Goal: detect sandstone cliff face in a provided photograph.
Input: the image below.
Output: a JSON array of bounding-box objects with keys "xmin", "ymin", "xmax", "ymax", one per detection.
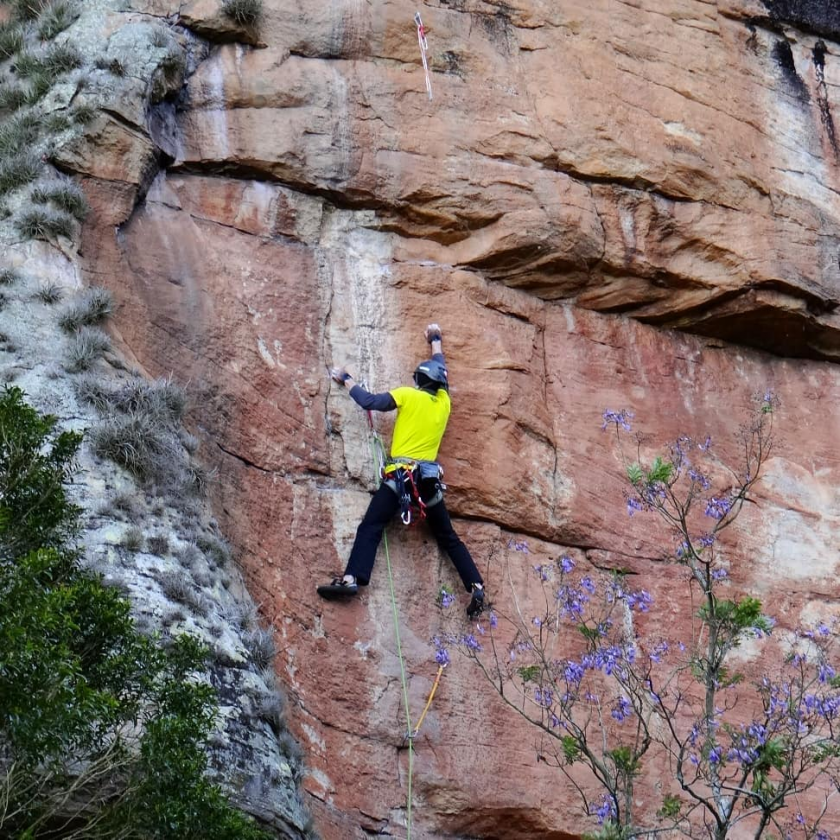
[{"xmin": 4, "ymin": 0, "xmax": 840, "ymax": 837}]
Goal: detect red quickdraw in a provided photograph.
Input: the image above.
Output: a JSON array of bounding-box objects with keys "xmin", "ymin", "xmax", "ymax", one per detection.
[{"xmin": 398, "ymin": 466, "xmax": 427, "ymax": 526}]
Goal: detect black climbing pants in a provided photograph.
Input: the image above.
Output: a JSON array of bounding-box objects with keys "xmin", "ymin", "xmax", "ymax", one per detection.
[{"xmin": 344, "ymin": 482, "xmax": 483, "ymax": 592}]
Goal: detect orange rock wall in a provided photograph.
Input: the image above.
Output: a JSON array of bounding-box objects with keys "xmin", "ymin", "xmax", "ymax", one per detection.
[{"xmin": 78, "ymin": 0, "xmax": 840, "ymax": 837}]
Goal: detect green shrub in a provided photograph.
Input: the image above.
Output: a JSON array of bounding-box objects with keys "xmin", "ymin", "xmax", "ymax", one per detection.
[
  {"xmin": 0, "ymin": 386, "xmax": 81, "ymax": 558},
  {"xmin": 37, "ymin": 0, "xmax": 78, "ymax": 39},
  {"xmin": 0, "ymin": 152, "xmax": 41, "ymax": 195},
  {"xmin": 15, "ymin": 206, "xmax": 74, "ymax": 239},
  {"xmin": 0, "ymin": 81, "xmax": 28, "ymax": 111},
  {"xmin": 64, "ymin": 325, "xmax": 111, "ymax": 372},
  {"xmin": 0, "ymin": 22, "xmax": 25, "ymax": 59},
  {"xmin": 221, "ymin": 0, "xmax": 262, "ymax": 26},
  {"xmin": 31, "ymin": 178, "xmax": 89, "ymax": 220},
  {"xmin": 0, "ymin": 387, "xmax": 273, "ymax": 840},
  {"xmin": 58, "ymin": 285, "xmax": 113, "ymax": 331}
]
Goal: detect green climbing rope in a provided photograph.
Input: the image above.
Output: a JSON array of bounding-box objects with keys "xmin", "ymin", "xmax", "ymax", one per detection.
[
  {"xmin": 383, "ymin": 530, "xmax": 414, "ymax": 839},
  {"xmin": 368, "ymin": 425, "xmax": 415, "ymax": 839}
]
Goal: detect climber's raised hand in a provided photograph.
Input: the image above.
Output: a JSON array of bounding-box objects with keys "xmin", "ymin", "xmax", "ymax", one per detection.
[
  {"xmin": 330, "ymin": 366, "xmax": 354, "ymax": 387},
  {"xmin": 425, "ymin": 324, "xmax": 442, "ymax": 345}
]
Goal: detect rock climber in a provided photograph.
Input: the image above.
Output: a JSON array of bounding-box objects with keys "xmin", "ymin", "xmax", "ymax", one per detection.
[{"xmin": 318, "ymin": 323, "xmax": 486, "ymax": 619}]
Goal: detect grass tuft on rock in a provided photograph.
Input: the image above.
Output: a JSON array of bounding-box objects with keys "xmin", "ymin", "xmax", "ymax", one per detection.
[
  {"xmin": 31, "ymin": 179, "xmax": 89, "ymax": 221},
  {"xmin": 42, "ymin": 42, "xmax": 83, "ymax": 76},
  {"xmin": 9, "ymin": 0, "xmax": 52, "ymax": 21},
  {"xmin": 73, "ymin": 372, "xmax": 112, "ymax": 410},
  {"xmin": 0, "ymin": 152, "xmax": 42, "ymax": 196},
  {"xmin": 64, "ymin": 326, "xmax": 111, "ymax": 372},
  {"xmin": 0, "ymin": 111, "xmax": 40, "ymax": 156},
  {"xmin": 147, "ymin": 533, "xmax": 170, "ymax": 556},
  {"xmin": 25, "ymin": 71, "xmax": 52, "ymax": 104},
  {"xmin": 33, "ymin": 282, "xmax": 63, "ymax": 303},
  {"xmin": 221, "ymin": 0, "xmax": 262, "ymax": 27},
  {"xmin": 0, "ymin": 268, "xmax": 21, "ymax": 285},
  {"xmin": 120, "ymin": 525, "xmax": 144, "ymax": 552},
  {"xmin": 0, "ymin": 22, "xmax": 25, "ymax": 59},
  {"xmin": 0, "ymin": 83, "xmax": 29, "ymax": 112},
  {"xmin": 89, "ymin": 410, "xmax": 184, "ymax": 485},
  {"xmin": 15, "ymin": 206, "xmax": 73, "ymax": 239},
  {"xmin": 71, "ymin": 101, "xmax": 96, "ymax": 124},
  {"xmin": 58, "ymin": 286, "xmax": 113, "ymax": 332},
  {"xmin": 14, "ymin": 51, "xmax": 43, "ymax": 78},
  {"xmin": 243, "ymin": 627, "xmax": 276, "ymax": 670},
  {"xmin": 37, "ymin": 0, "xmax": 79, "ymax": 40}
]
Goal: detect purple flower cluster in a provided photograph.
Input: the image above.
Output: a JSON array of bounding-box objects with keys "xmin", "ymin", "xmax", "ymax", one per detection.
[
  {"xmin": 508, "ymin": 539, "xmax": 530, "ymax": 553},
  {"xmin": 509, "ymin": 639, "xmax": 533, "ymax": 662},
  {"xmin": 611, "ymin": 695, "xmax": 632, "ymax": 723},
  {"xmin": 435, "ymin": 647, "xmax": 450, "ymax": 667},
  {"xmin": 626, "ymin": 497, "xmax": 644, "ymax": 517},
  {"xmin": 461, "ymin": 633, "xmax": 482, "ymax": 652},
  {"xmin": 533, "ymin": 564, "xmax": 550, "ymax": 582},
  {"xmin": 648, "ymin": 641, "xmax": 669, "ymax": 664},
  {"xmin": 705, "ymin": 496, "xmax": 733, "ymax": 520},
  {"xmin": 726, "ymin": 722, "xmax": 766, "ymax": 766},
  {"xmin": 559, "ymin": 555, "xmax": 575, "ymax": 574},
  {"xmin": 688, "ymin": 468, "xmax": 711, "ymax": 490},
  {"xmin": 556, "ymin": 583, "xmax": 591, "ymax": 621},
  {"xmin": 711, "ymin": 568, "xmax": 729, "ymax": 581},
  {"xmin": 602, "ymin": 409, "xmax": 634, "ymax": 432},
  {"xmin": 564, "ymin": 660, "xmax": 585, "ymax": 685},
  {"xmin": 589, "ymin": 795, "xmax": 616, "ymax": 826},
  {"xmin": 534, "ymin": 686, "xmax": 553, "ymax": 708},
  {"xmin": 626, "ymin": 590, "xmax": 653, "ymax": 612},
  {"xmin": 439, "ymin": 589, "xmax": 455, "ymax": 608},
  {"xmin": 803, "ymin": 693, "xmax": 840, "ymax": 720},
  {"xmin": 582, "ymin": 644, "xmax": 635, "ymax": 677}
]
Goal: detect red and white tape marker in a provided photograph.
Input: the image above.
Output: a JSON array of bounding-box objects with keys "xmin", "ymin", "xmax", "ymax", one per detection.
[{"xmin": 414, "ymin": 11, "xmax": 432, "ymax": 100}]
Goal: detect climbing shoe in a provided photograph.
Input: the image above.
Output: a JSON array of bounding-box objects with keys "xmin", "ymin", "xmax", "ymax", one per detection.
[
  {"xmin": 466, "ymin": 584, "xmax": 485, "ymax": 619},
  {"xmin": 317, "ymin": 577, "xmax": 358, "ymax": 600}
]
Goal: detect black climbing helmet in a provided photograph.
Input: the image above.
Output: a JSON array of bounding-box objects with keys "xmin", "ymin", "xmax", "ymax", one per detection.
[{"xmin": 413, "ymin": 358, "xmax": 448, "ymax": 391}]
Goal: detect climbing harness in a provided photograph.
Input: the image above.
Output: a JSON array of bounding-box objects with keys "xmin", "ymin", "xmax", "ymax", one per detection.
[
  {"xmin": 414, "ymin": 11, "xmax": 433, "ymax": 101},
  {"xmin": 383, "ymin": 458, "xmax": 446, "ymax": 525}
]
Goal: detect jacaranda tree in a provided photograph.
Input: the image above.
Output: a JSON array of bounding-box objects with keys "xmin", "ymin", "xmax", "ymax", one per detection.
[
  {"xmin": 436, "ymin": 393, "xmax": 840, "ymax": 839},
  {"xmin": 0, "ymin": 386, "xmax": 269, "ymax": 839}
]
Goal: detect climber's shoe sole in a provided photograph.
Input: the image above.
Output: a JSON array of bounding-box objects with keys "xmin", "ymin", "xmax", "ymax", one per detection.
[{"xmin": 317, "ymin": 580, "xmax": 359, "ymax": 600}]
